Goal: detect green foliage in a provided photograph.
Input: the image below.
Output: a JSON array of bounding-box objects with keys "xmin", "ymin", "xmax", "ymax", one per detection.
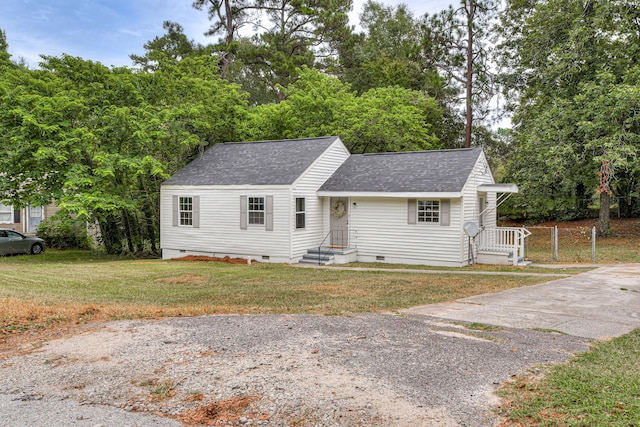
[
  {"xmin": 341, "ymin": 1, "xmax": 426, "ymax": 93},
  {"xmin": 244, "ymin": 67, "xmax": 442, "ymax": 153},
  {"xmin": 129, "ymin": 21, "xmax": 207, "ymax": 71},
  {"xmin": 340, "ymin": 85, "xmax": 441, "ymax": 153},
  {"xmin": 420, "ymin": 0, "xmax": 499, "ymax": 148},
  {"xmin": 36, "ymin": 213, "xmax": 92, "ymax": 250},
  {"xmin": 498, "ymin": 0, "xmax": 640, "ymax": 222},
  {"xmin": 0, "ymin": 54, "xmax": 248, "ymax": 255},
  {"xmin": 0, "ymin": 28, "xmax": 12, "ymax": 66},
  {"xmin": 195, "ymin": 0, "xmax": 353, "ymax": 103}
]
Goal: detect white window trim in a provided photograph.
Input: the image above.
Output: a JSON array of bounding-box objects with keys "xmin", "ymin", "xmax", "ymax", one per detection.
[
  {"xmin": 247, "ymin": 196, "xmax": 266, "ymax": 226},
  {"xmin": 0, "ymin": 203, "xmax": 13, "ymax": 224},
  {"xmin": 417, "ymin": 199, "xmax": 440, "ymax": 224},
  {"xmin": 179, "ymin": 196, "xmax": 193, "ymax": 227},
  {"xmin": 295, "ymin": 197, "xmax": 306, "ymax": 230}
]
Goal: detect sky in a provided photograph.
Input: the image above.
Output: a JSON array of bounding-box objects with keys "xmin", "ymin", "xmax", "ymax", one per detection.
[{"xmin": 2, "ymin": 0, "xmax": 454, "ymax": 69}]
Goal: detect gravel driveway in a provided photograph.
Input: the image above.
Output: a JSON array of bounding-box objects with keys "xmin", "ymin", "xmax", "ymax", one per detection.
[{"xmin": 0, "ymin": 313, "xmax": 590, "ymax": 427}]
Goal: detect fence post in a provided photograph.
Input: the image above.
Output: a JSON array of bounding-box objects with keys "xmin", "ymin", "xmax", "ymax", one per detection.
[
  {"xmin": 553, "ymin": 226, "xmax": 559, "ymax": 262},
  {"xmin": 592, "ymin": 226, "xmax": 596, "ymax": 263}
]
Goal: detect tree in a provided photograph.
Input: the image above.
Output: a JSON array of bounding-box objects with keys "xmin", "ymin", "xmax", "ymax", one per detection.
[
  {"xmin": 194, "ymin": 0, "xmax": 352, "ymax": 103},
  {"xmin": 498, "ymin": 0, "xmax": 640, "ymax": 232},
  {"xmin": 0, "ymin": 54, "xmax": 248, "ymax": 254},
  {"xmin": 130, "ymin": 21, "xmax": 206, "ymax": 71},
  {"xmin": 244, "ymin": 67, "xmax": 442, "ymax": 153},
  {"xmin": 421, "ymin": 0, "xmax": 498, "ymax": 148},
  {"xmin": 339, "ymin": 1, "xmax": 425, "ymax": 93},
  {"xmin": 333, "ymin": 1, "xmax": 463, "ymax": 148},
  {"xmin": 192, "ymin": 0, "xmax": 260, "ymax": 76},
  {"xmin": 0, "ymin": 29, "xmax": 11, "ymax": 66}
]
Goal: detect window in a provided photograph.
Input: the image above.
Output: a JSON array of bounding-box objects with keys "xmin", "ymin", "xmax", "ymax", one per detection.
[
  {"xmin": 248, "ymin": 197, "xmax": 265, "ymax": 225},
  {"xmin": 295, "ymin": 198, "xmax": 305, "ymax": 229},
  {"xmin": 417, "ymin": 200, "xmax": 439, "ymax": 223},
  {"xmin": 179, "ymin": 196, "xmax": 193, "ymax": 226},
  {"xmin": 0, "ymin": 203, "xmax": 12, "ymax": 223}
]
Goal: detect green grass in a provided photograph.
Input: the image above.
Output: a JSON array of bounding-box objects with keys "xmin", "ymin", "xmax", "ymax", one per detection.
[
  {"xmin": 498, "ymin": 329, "xmax": 640, "ymax": 426},
  {"xmin": 0, "ymin": 250, "xmax": 550, "ymax": 315},
  {"xmin": 2, "ymin": 249, "xmax": 639, "ymax": 426},
  {"xmin": 524, "ymin": 219, "xmax": 640, "ymax": 264},
  {"xmin": 341, "ymin": 262, "xmax": 592, "ymax": 274}
]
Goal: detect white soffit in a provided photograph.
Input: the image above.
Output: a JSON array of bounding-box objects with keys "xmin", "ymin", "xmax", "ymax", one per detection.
[{"xmin": 477, "ymin": 184, "xmax": 519, "ymax": 193}]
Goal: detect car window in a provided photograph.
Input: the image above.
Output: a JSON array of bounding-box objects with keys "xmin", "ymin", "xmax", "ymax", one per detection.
[
  {"xmin": 0, "ymin": 230, "xmax": 7, "ymax": 237},
  {"xmin": 6, "ymin": 231, "xmax": 21, "ymax": 238}
]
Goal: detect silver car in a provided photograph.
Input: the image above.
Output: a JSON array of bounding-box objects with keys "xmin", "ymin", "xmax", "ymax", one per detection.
[{"xmin": 0, "ymin": 229, "xmax": 45, "ymax": 255}]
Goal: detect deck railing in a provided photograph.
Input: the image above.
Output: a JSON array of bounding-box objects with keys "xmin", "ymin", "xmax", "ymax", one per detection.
[{"xmin": 476, "ymin": 226, "xmax": 531, "ymax": 266}]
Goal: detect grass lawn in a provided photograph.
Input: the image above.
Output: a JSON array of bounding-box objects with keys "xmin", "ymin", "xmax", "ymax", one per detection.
[
  {"xmin": 521, "ymin": 218, "xmax": 640, "ymax": 264},
  {"xmin": 0, "ymin": 250, "xmax": 551, "ymax": 335},
  {"xmin": 1, "ymin": 246, "xmax": 638, "ymax": 426},
  {"xmin": 497, "ymin": 329, "xmax": 640, "ymax": 427}
]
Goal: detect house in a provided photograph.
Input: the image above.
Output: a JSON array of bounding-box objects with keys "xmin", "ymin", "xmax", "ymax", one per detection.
[
  {"xmin": 0, "ymin": 202, "xmax": 59, "ymax": 235},
  {"xmin": 160, "ymin": 136, "xmax": 529, "ymax": 267}
]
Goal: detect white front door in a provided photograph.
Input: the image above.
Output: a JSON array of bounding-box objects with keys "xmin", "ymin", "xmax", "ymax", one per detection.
[
  {"xmin": 27, "ymin": 205, "xmax": 43, "ymax": 233},
  {"xmin": 329, "ymin": 197, "xmax": 348, "ymax": 247}
]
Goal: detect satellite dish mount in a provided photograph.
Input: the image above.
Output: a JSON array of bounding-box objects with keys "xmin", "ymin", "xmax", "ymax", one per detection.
[{"xmin": 463, "ymin": 222, "xmax": 479, "ymax": 266}]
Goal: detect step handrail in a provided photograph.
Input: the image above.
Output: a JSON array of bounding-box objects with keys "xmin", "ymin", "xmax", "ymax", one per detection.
[
  {"xmin": 317, "ymin": 231, "xmax": 333, "ymax": 265},
  {"xmin": 477, "ymin": 226, "xmax": 530, "ymax": 266}
]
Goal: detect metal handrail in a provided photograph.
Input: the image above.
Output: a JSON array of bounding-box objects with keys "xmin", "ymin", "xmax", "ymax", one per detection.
[
  {"xmin": 316, "ymin": 230, "xmax": 348, "ymax": 264},
  {"xmin": 317, "ymin": 230, "xmax": 333, "ymax": 264}
]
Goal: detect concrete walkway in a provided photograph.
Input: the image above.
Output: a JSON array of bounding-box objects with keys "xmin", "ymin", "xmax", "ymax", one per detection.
[{"xmin": 402, "ymin": 264, "xmax": 640, "ymax": 339}]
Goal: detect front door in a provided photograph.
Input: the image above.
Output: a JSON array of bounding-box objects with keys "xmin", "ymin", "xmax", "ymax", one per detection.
[
  {"xmin": 27, "ymin": 205, "xmax": 43, "ymax": 233},
  {"xmin": 329, "ymin": 197, "xmax": 348, "ymax": 247}
]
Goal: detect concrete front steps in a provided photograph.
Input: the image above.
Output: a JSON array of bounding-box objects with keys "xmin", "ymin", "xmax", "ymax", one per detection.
[
  {"xmin": 477, "ymin": 250, "xmax": 532, "ymax": 267},
  {"xmin": 300, "ymin": 247, "xmax": 358, "ymax": 265}
]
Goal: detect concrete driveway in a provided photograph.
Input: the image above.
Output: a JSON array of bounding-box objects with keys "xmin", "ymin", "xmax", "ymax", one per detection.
[{"xmin": 402, "ymin": 264, "xmax": 640, "ymax": 339}]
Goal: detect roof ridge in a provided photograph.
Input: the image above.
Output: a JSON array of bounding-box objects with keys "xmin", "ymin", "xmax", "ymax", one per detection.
[
  {"xmin": 360, "ymin": 147, "xmax": 482, "ymax": 156},
  {"xmin": 223, "ymin": 136, "xmax": 338, "ymax": 145}
]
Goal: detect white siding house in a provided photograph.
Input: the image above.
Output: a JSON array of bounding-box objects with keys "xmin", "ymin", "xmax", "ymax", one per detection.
[
  {"xmin": 161, "ymin": 137, "xmax": 526, "ymax": 266},
  {"xmin": 160, "ymin": 136, "xmax": 350, "ymax": 263}
]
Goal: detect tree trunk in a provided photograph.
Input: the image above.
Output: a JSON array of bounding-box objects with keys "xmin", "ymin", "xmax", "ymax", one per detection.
[
  {"xmin": 464, "ymin": 0, "xmax": 475, "ymax": 149},
  {"xmin": 220, "ymin": 0, "xmax": 234, "ymax": 78},
  {"xmin": 597, "ymin": 191, "xmax": 610, "ymax": 237}
]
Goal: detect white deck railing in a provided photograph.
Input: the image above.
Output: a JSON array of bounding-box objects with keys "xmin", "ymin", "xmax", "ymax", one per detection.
[{"xmin": 476, "ymin": 227, "xmax": 531, "ymax": 266}]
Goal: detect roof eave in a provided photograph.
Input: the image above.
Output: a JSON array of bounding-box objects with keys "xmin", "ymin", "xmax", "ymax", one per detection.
[
  {"xmin": 477, "ymin": 183, "xmax": 519, "ymax": 193},
  {"xmin": 317, "ymin": 191, "xmax": 463, "ymax": 198}
]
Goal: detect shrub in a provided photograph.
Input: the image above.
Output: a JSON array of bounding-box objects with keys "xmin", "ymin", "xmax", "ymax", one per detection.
[{"xmin": 37, "ymin": 213, "xmax": 92, "ymax": 250}]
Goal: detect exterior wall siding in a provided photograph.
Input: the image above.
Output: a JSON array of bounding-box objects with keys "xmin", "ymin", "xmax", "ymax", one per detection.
[
  {"xmin": 290, "ymin": 140, "xmax": 350, "ymax": 260},
  {"xmin": 161, "ymin": 138, "xmax": 350, "ymax": 263},
  {"xmin": 349, "ymin": 196, "xmax": 465, "ymax": 267},
  {"xmin": 161, "ymin": 186, "xmax": 293, "ymax": 262},
  {"xmin": 0, "ymin": 203, "xmax": 58, "ymax": 234},
  {"xmin": 461, "ymin": 153, "xmax": 496, "ymax": 258}
]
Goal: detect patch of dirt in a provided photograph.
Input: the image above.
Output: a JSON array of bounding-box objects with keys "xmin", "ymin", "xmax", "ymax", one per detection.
[
  {"xmin": 174, "ymin": 396, "xmax": 262, "ymax": 426},
  {"xmin": 172, "ymin": 255, "xmax": 258, "ymax": 264},
  {"xmin": 155, "ymin": 274, "xmax": 209, "ymax": 285}
]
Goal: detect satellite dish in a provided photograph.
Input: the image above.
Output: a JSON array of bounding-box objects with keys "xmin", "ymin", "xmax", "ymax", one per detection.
[{"xmin": 464, "ymin": 221, "xmax": 479, "ymax": 238}]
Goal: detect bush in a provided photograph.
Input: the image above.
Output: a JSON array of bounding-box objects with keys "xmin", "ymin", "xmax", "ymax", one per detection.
[{"xmin": 37, "ymin": 214, "xmax": 92, "ymax": 250}]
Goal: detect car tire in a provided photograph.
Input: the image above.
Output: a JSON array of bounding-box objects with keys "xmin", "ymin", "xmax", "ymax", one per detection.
[{"xmin": 30, "ymin": 243, "xmax": 44, "ymax": 255}]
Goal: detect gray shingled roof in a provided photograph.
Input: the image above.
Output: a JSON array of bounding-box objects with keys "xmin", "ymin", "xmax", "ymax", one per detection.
[
  {"xmin": 318, "ymin": 147, "xmax": 484, "ymax": 193},
  {"xmin": 163, "ymin": 136, "xmax": 340, "ymax": 186}
]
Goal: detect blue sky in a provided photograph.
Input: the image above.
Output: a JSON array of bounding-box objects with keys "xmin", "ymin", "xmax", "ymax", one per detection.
[{"xmin": 2, "ymin": 0, "xmax": 453, "ymax": 68}]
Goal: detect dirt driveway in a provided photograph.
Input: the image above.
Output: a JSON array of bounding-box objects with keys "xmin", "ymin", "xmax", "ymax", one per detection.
[{"xmin": 1, "ymin": 265, "xmax": 638, "ymax": 427}]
